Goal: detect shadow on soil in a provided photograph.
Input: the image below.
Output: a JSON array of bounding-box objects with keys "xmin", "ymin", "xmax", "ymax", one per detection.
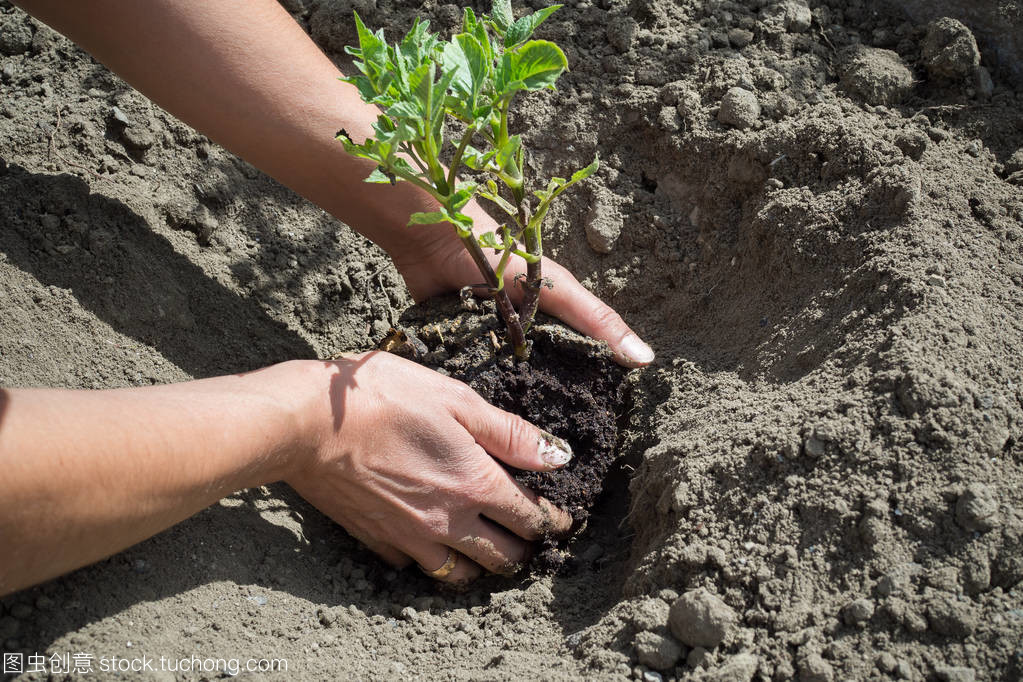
[
  {"xmin": 0, "ymin": 162, "xmax": 315, "ymax": 377},
  {"xmin": 3, "ymin": 475, "xmax": 638, "ymax": 659}
]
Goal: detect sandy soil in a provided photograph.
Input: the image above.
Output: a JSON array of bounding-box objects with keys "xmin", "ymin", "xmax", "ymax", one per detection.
[{"xmin": 2, "ymin": 0, "xmax": 1022, "ymax": 679}]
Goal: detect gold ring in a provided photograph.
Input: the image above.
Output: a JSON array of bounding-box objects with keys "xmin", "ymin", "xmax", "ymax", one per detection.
[{"xmin": 420, "ymin": 549, "xmax": 458, "ymax": 579}]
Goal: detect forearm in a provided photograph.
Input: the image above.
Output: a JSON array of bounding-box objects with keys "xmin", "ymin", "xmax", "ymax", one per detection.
[
  {"xmin": 0, "ymin": 361, "xmax": 320, "ymax": 595},
  {"xmin": 13, "ymin": 0, "xmax": 452, "ymax": 258}
]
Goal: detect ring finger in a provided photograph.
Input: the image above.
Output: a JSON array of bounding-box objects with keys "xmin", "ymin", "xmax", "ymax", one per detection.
[
  {"xmin": 409, "ymin": 543, "xmax": 482, "ymax": 585},
  {"xmin": 449, "ymin": 517, "xmax": 531, "ymax": 576}
]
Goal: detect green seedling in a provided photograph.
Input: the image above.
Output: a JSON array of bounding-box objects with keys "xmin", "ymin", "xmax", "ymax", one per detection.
[{"xmin": 337, "ymin": 0, "xmax": 598, "ymax": 360}]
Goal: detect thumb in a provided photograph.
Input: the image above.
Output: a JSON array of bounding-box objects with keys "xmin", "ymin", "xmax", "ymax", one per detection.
[
  {"xmin": 454, "ymin": 396, "xmax": 573, "ymax": 472},
  {"xmin": 537, "ymin": 261, "xmax": 655, "ymax": 368}
]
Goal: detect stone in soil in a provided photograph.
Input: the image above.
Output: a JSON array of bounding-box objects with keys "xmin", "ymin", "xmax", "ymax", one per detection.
[
  {"xmin": 0, "ymin": 16, "xmax": 32, "ymax": 56},
  {"xmin": 798, "ymin": 653, "xmax": 834, "ymax": 682},
  {"xmin": 837, "ymin": 45, "xmax": 914, "ymax": 106},
  {"xmin": 921, "ymin": 17, "xmax": 981, "ymax": 80},
  {"xmin": 717, "ymin": 88, "xmax": 760, "ymax": 129},
  {"xmin": 633, "ymin": 630, "xmax": 682, "ymax": 670},
  {"xmin": 954, "ymin": 483, "xmax": 1001, "ymax": 532},
  {"xmin": 668, "ymin": 588, "xmax": 736, "ymax": 648},
  {"xmin": 584, "ymin": 189, "xmax": 623, "ymax": 254},
  {"xmin": 706, "ymin": 653, "xmax": 759, "ymax": 682},
  {"xmin": 841, "ymin": 598, "xmax": 874, "ymax": 626}
]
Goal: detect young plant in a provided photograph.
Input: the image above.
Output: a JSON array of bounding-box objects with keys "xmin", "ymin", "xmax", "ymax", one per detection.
[{"xmin": 337, "ymin": 0, "xmax": 598, "ymax": 360}]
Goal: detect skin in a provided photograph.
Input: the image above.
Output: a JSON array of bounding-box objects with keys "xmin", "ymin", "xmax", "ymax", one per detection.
[{"xmin": 0, "ymin": 0, "xmax": 654, "ymax": 595}]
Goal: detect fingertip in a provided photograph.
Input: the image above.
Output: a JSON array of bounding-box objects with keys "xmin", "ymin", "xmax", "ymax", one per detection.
[
  {"xmin": 538, "ymin": 266, "xmax": 652, "ymax": 368},
  {"xmin": 615, "ymin": 333, "xmax": 655, "ymax": 368},
  {"xmin": 538, "ymin": 430, "xmax": 573, "ymax": 470},
  {"xmin": 538, "ymin": 496, "xmax": 574, "ymax": 538}
]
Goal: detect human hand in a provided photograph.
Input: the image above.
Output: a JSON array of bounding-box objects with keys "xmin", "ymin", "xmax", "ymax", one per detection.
[
  {"xmin": 286, "ymin": 352, "xmax": 574, "ymax": 585},
  {"xmin": 391, "ymin": 203, "xmax": 655, "ymax": 369}
]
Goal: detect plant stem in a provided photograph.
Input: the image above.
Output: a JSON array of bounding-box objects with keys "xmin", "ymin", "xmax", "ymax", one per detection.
[
  {"xmin": 400, "ymin": 142, "xmax": 430, "ymax": 175},
  {"xmin": 447, "ymin": 125, "xmax": 476, "ymax": 191},
  {"xmin": 457, "ymin": 233, "xmax": 528, "ymax": 360},
  {"xmin": 516, "ymin": 203, "xmax": 542, "ymax": 333}
]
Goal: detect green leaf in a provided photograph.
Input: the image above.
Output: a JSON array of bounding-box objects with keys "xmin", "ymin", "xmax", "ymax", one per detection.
[
  {"xmin": 570, "ymin": 155, "xmax": 600, "ymax": 183},
  {"xmin": 474, "ymin": 21, "xmax": 494, "ymax": 65},
  {"xmin": 342, "ymin": 74, "xmax": 380, "ymax": 101},
  {"xmin": 495, "ymin": 51, "xmax": 514, "ymax": 95},
  {"xmin": 504, "ymin": 5, "xmax": 561, "ymax": 48},
  {"xmin": 353, "ymin": 12, "xmax": 387, "ymax": 79},
  {"xmin": 391, "ymin": 156, "xmax": 418, "ymax": 177},
  {"xmin": 478, "ymin": 231, "xmax": 502, "ymax": 249},
  {"xmin": 366, "ymin": 167, "xmax": 396, "ymax": 184},
  {"xmin": 504, "ymin": 40, "xmax": 567, "ymax": 93},
  {"xmin": 443, "ymin": 34, "xmax": 488, "ymax": 104},
  {"xmin": 430, "ymin": 67, "xmax": 457, "ymax": 139},
  {"xmin": 462, "ymin": 6, "xmax": 478, "ymax": 34},
  {"xmin": 450, "ymin": 182, "xmax": 478, "ymax": 211},
  {"xmin": 409, "ymin": 61, "xmax": 434, "ymax": 111},
  {"xmin": 408, "ymin": 211, "xmax": 447, "ymax": 225},
  {"xmin": 495, "ymin": 134, "xmax": 522, "ymax": 174},
  {"xmin": 479, "ymin": 187, "xmax": 518, "ymax": 218},
  {"xmin": 408, "ymin": 208, "xmax": 474, "ymax": 235},
  {"xmin": 449, "ymin": 211, "xmax": 475, "ymax": 230},
  {"xmin": 528, "ymin": 153, "xmax": 600, "ymax": 232},
  {"xmin": 491, "ymin": 0, "xmax": 514, "ymax": 33},
  {"xmin": 462, "ymin": 145, "xmax": 496, "ymax": 171},
  {"xmin": 386, "ymin": 100, "xmax": 422, "ymax": 120}
]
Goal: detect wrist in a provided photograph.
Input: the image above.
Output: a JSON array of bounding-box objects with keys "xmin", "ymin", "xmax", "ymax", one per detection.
[{"xmin": 241, "ymin": 359, "xmax": 336, "ymax": 487}]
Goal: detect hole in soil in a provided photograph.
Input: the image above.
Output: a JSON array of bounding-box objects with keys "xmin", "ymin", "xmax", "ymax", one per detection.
[
  {"xmin": 639, "ymin": 170, "xmax": 658, "ymax": 193},
  {"xmin": 608, "ymin": 120, "xmax": 913, "ymax": 385},
  {"xmin": 543, "ymin": 362, "xmax": 663, "ymax": 633},
  {"xmin": 546, "ymin": 457, "xmax": 635, "ymax": 633}
]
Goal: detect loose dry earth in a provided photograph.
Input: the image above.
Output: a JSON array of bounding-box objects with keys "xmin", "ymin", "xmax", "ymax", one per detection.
[{"xmin": 2, "ymin": 0, "xmax": 1022, "ymax": 679}]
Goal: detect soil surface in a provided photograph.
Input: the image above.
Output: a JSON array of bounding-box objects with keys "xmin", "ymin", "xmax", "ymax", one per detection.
[{"xmin": 2, "ymin": 0, "xmax": 1023, "ymax": 680}]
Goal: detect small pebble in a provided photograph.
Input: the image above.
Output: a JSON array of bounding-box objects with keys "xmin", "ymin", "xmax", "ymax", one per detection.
[
  {"xmin": 937, "ymin": 666, "xmax": 977, "ymax": 682},
  {"xmin": 717, "ymin": 87, "xmax": 760, "ymax": 129},
  {"xmin": 895, "ymin": 660, "xmax": 914, "ymax": 679},
  {"xmin": 0, "ymin": 62, "xmax": 17, "ymax": 84},
  {"xmin": 634, "ymin": 631, "xmax": 682, "ymax": 671},
  {"xmin": 921, "ymin": 17, "xmax": 980, "ymax": 80},
  {"xmin": 955, "ymin": 483, "xmax": 1000, "ymax": 532},
  {"xmin": 728, "ymin": 28, "xmax": 754, "ymax": 48},
  {"xmin": 799, "ymin": 653, "xmax": 834, "ymax": 682},
  {"xmin": 669, "ymin": 588, "xmax": 737, "ymax": 648},
  {"xmin": 842, "ymin": 598, "xmax": 875, "ymax": 626},
  {"xmin": 804, "ymin": 435, "xmax": 826, "ymax": 458},
  {"xmin": 784, "ymin": 2, "xmax": 812, "ymax": 33},
  {"xmin": 111, "ymin": 105, "xmax": 131, "ymax": 125}
]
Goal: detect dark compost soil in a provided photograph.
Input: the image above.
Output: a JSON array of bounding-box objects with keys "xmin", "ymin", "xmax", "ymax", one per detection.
[{"xmin": 394, "ymin": 295, "xmax": 628, "ymax": 521}]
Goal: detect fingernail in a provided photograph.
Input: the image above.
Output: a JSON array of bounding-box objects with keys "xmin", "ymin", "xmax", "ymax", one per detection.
[
  {"xmin": 620, "ymin": 333, "xmax": 655, "ymax": 366},
  {"xmin": 538, "ymin": 431, "xmax": 573, "ymax": 469}
]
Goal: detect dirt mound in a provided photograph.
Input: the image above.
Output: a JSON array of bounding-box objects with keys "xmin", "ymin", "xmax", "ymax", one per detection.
[{"xmin": 2, "ymin": 0, "xmax": 1022, "ymax": 679}]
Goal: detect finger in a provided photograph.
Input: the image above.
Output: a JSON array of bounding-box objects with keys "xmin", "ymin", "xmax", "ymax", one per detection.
[
  {"xmin": 537, "ymin": 261, "xmax": 654, "ymax": 368},
  {"xmin": 371, "ymin": 543, "xmax": 413, "ymax": 569},
  {"xmin": 408, "ymin": 543, "xmax": 482, "ymax": 585},
  {"xmin": 475, "ymin": 460, "xmax": 573, "ymax": 540},
  {"xmin": 453, "ymin": 395, "xmax": 573, "ymax": 472},
  {"xmin": 350, "ymin": 531, "xmax": 413, "ymax": 569},
  {"xmin": 450, "ymin": 517, "xmax": 531, "ymax": 576}
]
